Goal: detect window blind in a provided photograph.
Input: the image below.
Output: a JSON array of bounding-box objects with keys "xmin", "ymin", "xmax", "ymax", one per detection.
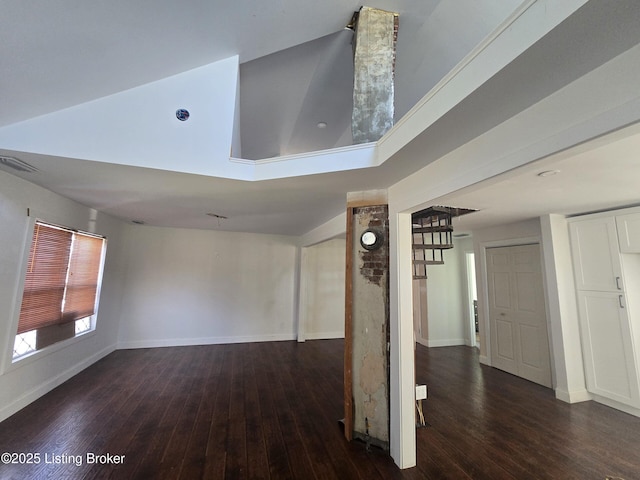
[
  {"xmin": 17, "ymin": 224, "xmax": 72, "ymax": 334},
  {"xmin": 17, "ymin": 222, "xmax": 105, "ymax": 335},
  {"xmin": 63, "ymin": 233, "xmax": 104, "ymax": 321}
]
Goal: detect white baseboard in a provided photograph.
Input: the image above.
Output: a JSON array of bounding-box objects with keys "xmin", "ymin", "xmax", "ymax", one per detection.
[
  {"xmin": 0, "ymin": 344, "xmax": 115, "ymax": 423},
  {"xmin": 416, "ymin": 338, "xmax": 466, "ymax": 348},
  {"xmin": 479, "ymin": 355, "xmax": 490, "ymax": 366},
  {"xmin": 555, "ymin": 387, "xmax": 592, "ymax": 404},
  {"xmin": 425, "ymin": 338, "xmax": 466, "ymax": 348},
  {"xmin": 117, "ymin": 332, "xmax": 297, "ymax": 349},
  {"xmin": 590, "ymin": 394, "xmax": 640, "ymax": 417},
  {"xmin": 303, "ymin": 331, "xmax": 345, "ymax": 341}
]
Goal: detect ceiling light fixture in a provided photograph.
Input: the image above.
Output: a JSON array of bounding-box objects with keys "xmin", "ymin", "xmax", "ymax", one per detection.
[
  {"xmin": 317, "ymin": 122, "xmax": 327, "ymax": 129},
  {"xmin": 206, "ymin": 213, "xmax": 228, "ymax": 219},
  {"xmin": 207, "ymin": 212, "xmax": 228, "ymax": 227},
  {"xmin": 537, "ymin": 169, "xmax": 560, "ymax": 177}
]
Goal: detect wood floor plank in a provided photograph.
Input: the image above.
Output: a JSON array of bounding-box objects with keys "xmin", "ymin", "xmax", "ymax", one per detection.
[
  {"xmin": 178, "ymin": 347, "xmax": 225, "ymax": 479},
  {"xmin": 267, "ymin": 349, "xmax": 319, "ymax": 479},
  {"xmin": 1, "ymin": 340, "xmax": 639, "ymax": 479},
  {"xmin": 253, "ymin": 346, "xmax": 295, "ymax": 479},
  {"xmin": 86, "ymin": 347, "xmax": 196, "ymax": 479},
  {"xmin": 243, "ymin": 346, "xmax": 270, "ymax": 480},
  {"xmin": 203, "ymin": 344, "xmax": 233, "ymax": 479}
]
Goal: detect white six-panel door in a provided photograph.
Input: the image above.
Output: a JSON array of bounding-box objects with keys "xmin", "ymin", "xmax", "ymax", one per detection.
[{"xmin": 487, "ymin": 244, "xmax": 552, "ymax": 388}]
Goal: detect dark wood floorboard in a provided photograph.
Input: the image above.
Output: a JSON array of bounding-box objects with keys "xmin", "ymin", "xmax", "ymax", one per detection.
[{"xmin": 1, "ymin": 340, "xmax": 639, "ymax": 479}]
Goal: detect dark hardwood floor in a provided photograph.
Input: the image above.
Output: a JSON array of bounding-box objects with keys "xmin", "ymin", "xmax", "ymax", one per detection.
[{"xmin": 0, "ymin": 340, "xmax": 638, "ymax": 479}]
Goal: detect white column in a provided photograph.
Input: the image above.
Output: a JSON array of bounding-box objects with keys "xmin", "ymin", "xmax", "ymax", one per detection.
[{"xmin": 389, "ymin": 211, "xmax": 417, "ymax": 468}]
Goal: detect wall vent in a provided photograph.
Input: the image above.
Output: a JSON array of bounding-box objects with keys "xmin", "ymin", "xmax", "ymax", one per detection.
[{"xmin": 0, "ymin": 155, "xmax": 38, "ymax": 173}]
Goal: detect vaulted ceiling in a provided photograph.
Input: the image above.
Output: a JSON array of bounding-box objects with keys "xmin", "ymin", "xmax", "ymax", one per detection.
[{"xmin": 1, "ymin": 0, "xmax": 640, "ymax": 235}]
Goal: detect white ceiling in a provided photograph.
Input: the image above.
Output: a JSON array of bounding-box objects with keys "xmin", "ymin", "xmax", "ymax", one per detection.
[
  {"xmin": 1, "ymin": 0, "xmax": 640, "ymax": 236},
  {"xmin": 435, "ymin": 123, "xmax": 640, "ymax": 234}
]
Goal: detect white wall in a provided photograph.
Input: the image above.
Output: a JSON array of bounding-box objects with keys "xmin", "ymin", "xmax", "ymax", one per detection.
[
  {"xmin": 457, "ymin": 236, "xmax": 476, "ymax": 347},
  {"xmin": 421, "ymin": 239, "xmax": 466, "ymax": 347},
  {"xmin": 298, "ymin": 238, "xmax": 345, "ymax": 341},
  {"xmin": 540, "ymin": 214, "xmax": 589, "ymax": 403},
  {"xmin": 0, "ymin": 170, "xmax": 126, "ymax": 422},
  {"xmin": 116, "ymin": 225, "xmax": 299, "ymax": 348}
]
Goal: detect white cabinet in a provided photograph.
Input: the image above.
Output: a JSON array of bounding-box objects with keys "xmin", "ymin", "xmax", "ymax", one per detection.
[
  {"xmin": 569, "ymin": 213, "xmax": 640, "ymax": 410},
  {"xmin": 576, "ymin": 291, "xmax": 640, "ymax": 407},
  {"xmin": 569, "ymin": 217, "xmax": 624, "ymax": 292},
  {"xmin": 616, "ymin": 212, "xmax": 640, "ymax": 253}
]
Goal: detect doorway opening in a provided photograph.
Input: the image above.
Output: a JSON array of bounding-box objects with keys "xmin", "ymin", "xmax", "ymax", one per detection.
[{"xmin": 465, "ymin": 252, "xmax": 479, "ymax": 348}]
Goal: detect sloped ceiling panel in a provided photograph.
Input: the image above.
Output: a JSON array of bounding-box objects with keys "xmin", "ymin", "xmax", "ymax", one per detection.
[{"xmin": 240, "ymin": 31, "xmax": 354, "ymax": 160}]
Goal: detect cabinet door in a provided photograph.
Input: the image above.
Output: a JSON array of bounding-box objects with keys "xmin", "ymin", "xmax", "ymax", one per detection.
[
  {"xmin": 616, "ymin": 212, "xmax": 640, "ymax": 253},
  {"xmin": 569, "ymin": 217, "xmax": 624, "ymax": 292},
  {"xmin": 577, "ymin": 291, "xmax": 640, "ymax": 407}
]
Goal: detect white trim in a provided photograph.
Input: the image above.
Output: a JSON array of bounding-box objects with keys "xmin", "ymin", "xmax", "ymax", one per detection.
[
  {"xmin": 589, "ymin": 394, "xmax": 640, "ymax": 418},
  {"xmin": 299, "ymin": 212, "xmax": 346, "ymax": 247},
  {"xmin": 303, "ymin": 331, "xmax": 345, "ymax": 341},
  {"xmin": 296, "ymin": 246, "xmax": 309, "ymax": 343},
  {"xmin": 292, "ymin": 245, "xmax": 303, "ymax": 343},
  {"xmin": 479, "ymin": 235, "xmax": 542, "ymax": 366},
  {"xmin": 379, "ymin": 0, "xmax": 537, "ymax": 149},
  {"xmin": 555, "ymin": 387, "xmax": 591, "ymax": 404},
  {"xmin": 425, "ymin": 339, "xmax": 466, "ymax": 348},
  {"xmin": 479, "ymin": 355, "xmax": 490, "ymax": 366},
  {"xmin": 0, "ymin": 215, "xmax": 35, "ymax": 375},
  {"xmin": 8, "ymin": 328, "xmax": 98, "ymax": 369},
  {"xmin": 117, "ymin": 333, "xmax": 297, "ymax": 350},
  {"xmin": 389, "ymin": 211, "xmax": 417, "ymax": 469},
  {"xmin": 377, "ymin": 0, "xmax": 589, "ymax": 162},
  {"xmin": 465, "ymin": 251, "xmax": 477, "ymax": 349},
  {"xmin": 230, "ymin": 142, "xmax": 377, "ymax": 165},
  {"xmin": 0, "ymin": 344, "xmax": 115, "ymax": 423}
]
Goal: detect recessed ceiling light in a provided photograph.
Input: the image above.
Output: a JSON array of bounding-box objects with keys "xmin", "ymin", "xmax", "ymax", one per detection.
[
  {"xmin": 176, "ymin": 109, "xmax": 190, "ymax": 121},
  {"xmin": 537, "ymin": 169, "xmax": 560, "ymax": 177},
  {"xmin": 317, "ymin": 122, "xmax": 327, "ymax": 129}
]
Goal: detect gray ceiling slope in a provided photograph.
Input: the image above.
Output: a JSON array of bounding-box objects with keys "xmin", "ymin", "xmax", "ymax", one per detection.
[
  {"xmin": 239, "ymin": 30, "xmax": 355, "ymax": 160},
  {"xmin": 2, "ymin": 0, "xmax": 640, "ymax": 236},
  {"xmin": 239, "ymin": 0, "xmax": 521, "ymax": 159}
]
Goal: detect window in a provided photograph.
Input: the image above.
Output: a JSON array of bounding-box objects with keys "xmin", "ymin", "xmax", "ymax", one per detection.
[{"xmin": 13, "ymin": 221, "xmax": 106, "ymax": 360}]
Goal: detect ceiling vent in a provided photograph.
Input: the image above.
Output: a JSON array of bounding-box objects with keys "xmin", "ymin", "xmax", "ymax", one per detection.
[{"xmin": 0, "ymin": 155, "xmax": 38, "ymax": 173}]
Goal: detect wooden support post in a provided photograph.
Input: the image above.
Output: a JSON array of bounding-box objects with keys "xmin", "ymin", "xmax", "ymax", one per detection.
[{"xmin": 344, "ymin": 206, "xmax": 355, "ymax": 441}]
